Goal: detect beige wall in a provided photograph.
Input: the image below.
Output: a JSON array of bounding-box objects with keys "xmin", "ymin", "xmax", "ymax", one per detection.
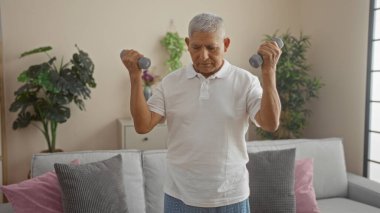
[
  {"xmin": 299, "ymin": 0, "xmax": 370, "ymax": 175},
  {"xmin": 0, "ymin": 0, "xmax": 371, "ymax": 183},
  {"xmin": 0, "ymin": 0, "xmax": 301, "ymax": 183}
]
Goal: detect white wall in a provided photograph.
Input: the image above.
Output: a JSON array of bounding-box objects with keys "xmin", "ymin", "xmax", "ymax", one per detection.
[{"xmin": 0, "ymin": 0, "xmax": 301, "ymax": 183}]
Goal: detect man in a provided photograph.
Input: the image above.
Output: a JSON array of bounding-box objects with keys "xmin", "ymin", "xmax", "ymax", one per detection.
[{"xmin": 121, "ymin": 13, "xmax": 281, "ymax": 213}]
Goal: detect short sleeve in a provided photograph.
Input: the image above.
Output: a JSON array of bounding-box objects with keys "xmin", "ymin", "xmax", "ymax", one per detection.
[
  {"xmin": 247, "ymin": 76, "xmax": 263, "ymax": 126},
  {"xmin": 147, "ymin": 82, "xmax": 165, "ymax": 117}
]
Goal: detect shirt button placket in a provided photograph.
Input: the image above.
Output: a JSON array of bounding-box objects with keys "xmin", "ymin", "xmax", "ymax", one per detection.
[{"xmin": 200, "ymin": 78, "xmax": 210, "ymax": 100}]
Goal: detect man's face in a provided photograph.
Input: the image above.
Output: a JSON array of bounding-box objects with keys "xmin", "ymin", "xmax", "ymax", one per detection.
[{"xmin": 186, "ymin": 31, "xmax": 230, "ymax": 75}]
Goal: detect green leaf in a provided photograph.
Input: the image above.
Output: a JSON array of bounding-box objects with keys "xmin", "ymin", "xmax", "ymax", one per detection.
[
  {"xmin": 74, "ymin": 97, "xmax": 85, "ymax": 110},
  {"xmin": 45, "ymin": 105, "xmax": 70, "ymax": 123},
  {"xmin": 9, "ymin": 90, "xmax": 38, "ymax": 113},
  {"xmin": 12, "ymin": 112, "xmax": 32, "ymax": 129},
  {"xmin": 17, "ymin": 72, "xmax": 29, "ymax": 82},
  {"xmin": 20, "ymin": 46, "xmax": 52, "ymax": 58}
]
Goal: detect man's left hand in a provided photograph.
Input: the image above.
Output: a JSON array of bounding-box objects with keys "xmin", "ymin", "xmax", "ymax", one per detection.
[{"xmin": 257, "ymin": 41, "xmax": 282, "ymax": 74}]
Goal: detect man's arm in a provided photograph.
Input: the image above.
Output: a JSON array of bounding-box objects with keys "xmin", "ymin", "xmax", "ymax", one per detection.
[
  {"xmin": 121, "ymin": 49, "xmax": 163, "ymax": 134},
  {"xmin": 254, "ymin": 41, "xmax": 282, "ymax": 132}
]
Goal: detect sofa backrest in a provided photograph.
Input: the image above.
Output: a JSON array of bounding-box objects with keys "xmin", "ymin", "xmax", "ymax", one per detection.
[
  {"xmin": 30, "ymin": 138, "xmax": 348, "ymax": 213},
  {"xmin": 246, "ymin": 137, "xmax": 348, "ymax": 199},
  {"xmin": 31, "ymin": 150, "xmax": 146, "ymax": 213},
  {"xmin": 142, "ymin": 150, "xmax": 167, "ymax": 213},
  {"xmin": 141, "ymin": 138, "xmax": 349, "ymax": 213}
]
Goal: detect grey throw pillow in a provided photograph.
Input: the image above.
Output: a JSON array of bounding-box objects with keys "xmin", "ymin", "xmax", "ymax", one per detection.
[
  {"xmin": 247, "ymin": 148, "xmax": 296, "ymax": 213},
  {"xmin": 54, "ymin": 154, "xmax": 127, "ymax": 213}
]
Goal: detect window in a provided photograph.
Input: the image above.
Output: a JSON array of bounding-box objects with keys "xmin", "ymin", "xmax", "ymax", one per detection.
[{"xmin": 365, "ymin": 0, "xmax": 380, "ymax": 182}]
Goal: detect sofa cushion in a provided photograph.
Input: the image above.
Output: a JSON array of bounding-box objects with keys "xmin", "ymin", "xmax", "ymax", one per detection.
[
  {"xmin": 295, "ymin": 158, "xmax": 320, "ymax": 213},
  {"xmin": 246, "ymin": 138, "xmax": 348, "ymax": 199},
  {"xmin": 54, "ymin": 155, "xmax": 127, "ymax": 213},
  {"xmin": 142, "ymin": 150, "xmax": 167, "ymax": 213},
  {"xmin": 1, "ymin": 171, "xmax": 63, "ymax": 213},
  {"xmin": 31, "ymin": 150, "xmax": 145, "ymax": 213},
  {"xmin": 317, "ymin": 198, "xmax": 380, "ymax": 213},
  {"xmin": 247, "ymin": 148, "xmax": 296, "ymax": 213},
  {"xmin": 0, "ymin": 159, "xmax": 79, "ymax": 213}
]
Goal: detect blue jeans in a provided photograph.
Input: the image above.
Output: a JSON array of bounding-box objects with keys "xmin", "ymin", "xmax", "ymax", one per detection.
[{"xmin": 164, "ymin": 194, "xmax": 250, "ymax": 213}]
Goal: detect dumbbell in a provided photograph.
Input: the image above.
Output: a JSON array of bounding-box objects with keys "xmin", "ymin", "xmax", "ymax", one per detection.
[
  {"xmin": 120, "ymin": 50, "xmax": 151, "ymax": 69},
  {"xmin": 249, "ymin": 38, "xmax": 284, "ymax": 68}
]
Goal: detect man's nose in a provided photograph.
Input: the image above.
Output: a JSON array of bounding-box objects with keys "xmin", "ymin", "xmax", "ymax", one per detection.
[{"xmin": 200, "ymin": 47, "xmax": 209, "ymax": 60}]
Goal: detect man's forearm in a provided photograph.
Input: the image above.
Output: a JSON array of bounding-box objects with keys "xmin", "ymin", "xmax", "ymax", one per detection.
[{"xmin": 259, "ymin": 73, "xmax": 281, "ymax": 131}]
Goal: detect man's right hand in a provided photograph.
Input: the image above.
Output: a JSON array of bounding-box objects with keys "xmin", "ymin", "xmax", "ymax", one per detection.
[
  {"xmin": 120, "ymin": 49, "xmax": 162, "ymax": 134},
  {"xmin": 120, "ymin": 49, "xmax": 144, "ymax": 76}
]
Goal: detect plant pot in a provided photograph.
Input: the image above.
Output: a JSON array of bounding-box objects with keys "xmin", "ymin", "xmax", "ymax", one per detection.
[{"xmin": 41, "ymin": 148, "xmax": 64, "ymax": 153}]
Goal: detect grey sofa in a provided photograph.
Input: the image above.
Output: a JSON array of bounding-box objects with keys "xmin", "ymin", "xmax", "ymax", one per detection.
[{"xmin": 1, "ymin": 138, "xmax": 379, "ymax": 212}]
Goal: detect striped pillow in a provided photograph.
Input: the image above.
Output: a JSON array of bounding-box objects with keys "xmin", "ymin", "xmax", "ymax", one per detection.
[
  {"xmin": 247, "ymin": 148, "xmax": 296, "ymax": 213},
  {"xmin": 54, "ymin": 154, "xmax": 127, "ymax": 213}
]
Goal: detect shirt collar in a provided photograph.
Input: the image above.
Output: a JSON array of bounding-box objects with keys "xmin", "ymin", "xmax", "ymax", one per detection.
[{"xmin": 186, "ymin": 60, "xmax": 231, "ymax": 79}]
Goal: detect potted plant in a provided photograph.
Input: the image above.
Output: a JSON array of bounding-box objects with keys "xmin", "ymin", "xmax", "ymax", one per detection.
[
  {"xmin": 160, "ymin": 31, "xmax": 186, "ymax": 74},
  {"xmin": 256, "ymin": 31, "xmax": 323, "ymax": 139},
  {"xmin": 9, "ymin": 45, "xmax": 96, "ymax": 152}
]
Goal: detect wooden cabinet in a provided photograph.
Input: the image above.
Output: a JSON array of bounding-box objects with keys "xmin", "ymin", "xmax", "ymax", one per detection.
[{"xmin": 118, "ymin": 119, "xmax": 168, "ymax": 150}]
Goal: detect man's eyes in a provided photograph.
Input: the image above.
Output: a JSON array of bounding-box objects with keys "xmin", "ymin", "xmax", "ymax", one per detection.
[
  {"xmin": 207, "ymin": 46, "xmax": 217, "ymax": 51},
  {"xmin": 191, "ymin": 46, "xmax": 217, "ymax": 51}
]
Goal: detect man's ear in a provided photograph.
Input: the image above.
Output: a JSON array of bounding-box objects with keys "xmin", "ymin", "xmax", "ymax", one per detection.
[
  {"xmin": 185, "ymin": 37, "xmax": 190, "ymax": 47},
  {"xmin": 223, "ymin": 37, "xmax": 230, "ymax": 52}
]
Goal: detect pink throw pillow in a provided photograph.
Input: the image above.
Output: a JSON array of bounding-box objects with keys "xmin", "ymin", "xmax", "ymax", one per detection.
[
  {"xmin": 0, "ymin": 159, "xmax": 80, "ymax": 213},
  {"xmin": 295, "ymin": 158, "xmax": 320, "ymax": 213}
]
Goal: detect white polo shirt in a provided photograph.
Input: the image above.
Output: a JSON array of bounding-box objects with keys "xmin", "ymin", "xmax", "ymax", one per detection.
[{"xmin": 147, "ymin": 60, "xmax": 263, "ymax": 207}]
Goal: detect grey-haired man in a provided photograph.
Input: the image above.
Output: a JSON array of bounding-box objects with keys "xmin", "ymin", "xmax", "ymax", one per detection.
[{"xmin": 121, "ymin": 13, "xmax": 281, "ymax": 213}]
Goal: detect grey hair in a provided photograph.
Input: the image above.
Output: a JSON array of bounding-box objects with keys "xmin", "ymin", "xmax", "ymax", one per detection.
[{"xmin": 188, "ymin": 13, "xmax": 226, "ymax": 37}]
